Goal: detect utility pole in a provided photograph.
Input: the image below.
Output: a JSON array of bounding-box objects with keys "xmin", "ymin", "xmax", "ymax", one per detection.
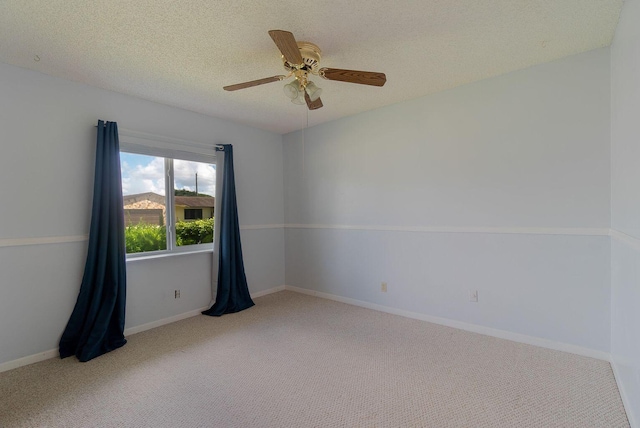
[{"xmin": 195, "ymin": 172, "xmax": 198, "ymax": 196}]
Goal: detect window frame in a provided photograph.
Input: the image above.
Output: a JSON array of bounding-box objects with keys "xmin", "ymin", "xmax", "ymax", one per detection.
[{"xmin": 119, "ymin": 129, "xmax": 217, "ymax": 260}]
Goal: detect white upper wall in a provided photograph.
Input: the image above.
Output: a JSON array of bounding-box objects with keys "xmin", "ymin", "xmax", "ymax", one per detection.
[
  {"xmin": 284, "ymin": 48, "xmax": 611, "ymax": 229},
  {"xmin": 0, "ymin": 62, "xmax": 284, "ymax": 240},
  {"xmin": 610, "ymin": 0, "xmax": 640, "ymax": 425},
  {"xmin": 612, "ymin": 0, "xmax": 640, "ymax": 239}
]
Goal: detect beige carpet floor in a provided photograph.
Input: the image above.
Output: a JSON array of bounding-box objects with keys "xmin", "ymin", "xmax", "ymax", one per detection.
[{"xmin": 0, "ymin": 291, "xmax": 630, "ymax": 427}]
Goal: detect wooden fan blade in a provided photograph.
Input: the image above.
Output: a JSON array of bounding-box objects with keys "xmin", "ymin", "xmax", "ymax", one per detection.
[
  {"xmin": 223, "ymin": 75, "xmax": 285, "ymax": 91},
  {"xmin": 268, "ymin": 30, "xmax": 303, "ymax": 65},
  {"xmin": 319, "ymin": 68, "xmax": 386, "ymax": 87},
  {"xmin": 304, "ymin": 92, "xmax": 323, "ymax": 110}
]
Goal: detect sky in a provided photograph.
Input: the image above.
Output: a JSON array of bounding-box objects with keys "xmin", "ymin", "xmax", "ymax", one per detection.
[{"xmin": 120, "ymin": 153, "xmax": 216, "ymax": 196}]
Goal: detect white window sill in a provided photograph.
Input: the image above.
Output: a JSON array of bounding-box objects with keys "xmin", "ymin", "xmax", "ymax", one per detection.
[{"xmin": 126, "ymin": 247, "xmax": 213, "ymax": 262}]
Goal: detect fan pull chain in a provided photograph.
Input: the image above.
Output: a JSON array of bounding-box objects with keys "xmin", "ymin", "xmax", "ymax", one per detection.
[{"xmin": 302, "ymin": 108, "xmax": 306, "ymax": 175}]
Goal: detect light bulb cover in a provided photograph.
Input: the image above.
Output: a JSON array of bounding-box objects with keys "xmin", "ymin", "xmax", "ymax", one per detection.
[
  {"xmin": 305, "ymin": 81, "xmax": 323, "ymax": 102},
  {"xmin": 291, "ymin": 91, "xmax": 306, "ymax": 105},
  {"xmin": 283, "ymin": 81, "xmax": 300, "ymax": 100}
]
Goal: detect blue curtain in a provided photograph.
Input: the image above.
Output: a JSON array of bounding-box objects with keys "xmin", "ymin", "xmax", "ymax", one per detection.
[
  {"xmin": 203, "ymin": 145, "xmax": 254, "ymax": 316},
  {"xmin": 59, "ymin": 120, "xmax": 127, "ymax": 362}
]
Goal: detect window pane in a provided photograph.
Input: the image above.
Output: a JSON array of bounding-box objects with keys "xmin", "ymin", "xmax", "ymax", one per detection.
[
  {"xmin": 184, "ymin": 208, "xmax": 203, "ymax": 220},
  {"xmin": 120, "ymin": 152, "xmax": 167, "ymax": 254},
  {"xmin": 174, "ymin": 159, "xmax": 215, "ymax": 247}
]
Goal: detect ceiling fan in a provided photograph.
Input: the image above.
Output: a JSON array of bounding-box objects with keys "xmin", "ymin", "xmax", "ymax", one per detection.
[{"xmin": 223, "ymin": 30, "xmax": 387, "ymax": 110}]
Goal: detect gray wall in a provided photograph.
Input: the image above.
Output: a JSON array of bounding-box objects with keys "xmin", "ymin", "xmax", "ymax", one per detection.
[
  {"xmin": 611, "ymin": 0, "xmax": 640, "ymax": 424},
  {"xmin": 0, "ymin": 62, "xmax": 285, "ymax": 365},
  {"xmin": 283, "ymin": 48, "xmax": 611, "ymax": 352}
]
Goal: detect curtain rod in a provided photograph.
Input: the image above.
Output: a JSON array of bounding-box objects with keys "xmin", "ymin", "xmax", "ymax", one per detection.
[{"xmin": 94, "ymin": 124, "xmax": 224, "ymax": 150}]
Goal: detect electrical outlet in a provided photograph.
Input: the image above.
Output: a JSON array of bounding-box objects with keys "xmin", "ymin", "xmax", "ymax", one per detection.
[
  {"xmin": 469, "ymin": 290, "xmax": 478, "ymax": 302},
  {"xmin": 381, "ymin": 282, "xmax": 388, "ymax": 293},
  {"xmin": 175, "ymin": 290, "xmax": 181, "ymax": 299}
]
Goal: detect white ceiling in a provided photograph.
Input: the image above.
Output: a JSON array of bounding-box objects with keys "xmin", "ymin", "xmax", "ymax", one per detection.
[{"xmin": 0, "ymin": 0, "xmax": 622, "ymax": 134}]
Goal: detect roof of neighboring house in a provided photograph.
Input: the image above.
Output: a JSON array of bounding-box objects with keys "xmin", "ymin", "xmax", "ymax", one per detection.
[
  {"xmin": 175, "ymin": 196, "xmax": 215, "ymax": 208},
  {"xmin": 123, "ymin": 192, "xmax": 165, "ymax": 206},
  {"xmin": 123, "ymin": 192, "xmax": 216, "ymax": 208},
  {"xmin": 122, "ymin": 192, "xmax": 215, "ymax": 208}
]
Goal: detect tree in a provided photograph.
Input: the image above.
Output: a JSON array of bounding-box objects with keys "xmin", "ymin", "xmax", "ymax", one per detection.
[{"xmin": 174, "ymin": 188, "xmax": 212, "ymax": 197}]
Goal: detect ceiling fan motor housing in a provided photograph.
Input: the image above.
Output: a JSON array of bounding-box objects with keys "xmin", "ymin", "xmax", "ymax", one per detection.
[{"xmin": 282, "ymin": 41, "xmax": 322, "ymax": 73}]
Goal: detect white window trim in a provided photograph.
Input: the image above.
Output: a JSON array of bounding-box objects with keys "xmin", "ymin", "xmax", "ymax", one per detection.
[{"xmin": 119, "ymin": 129, "xmax": 218, "ymax": 260}]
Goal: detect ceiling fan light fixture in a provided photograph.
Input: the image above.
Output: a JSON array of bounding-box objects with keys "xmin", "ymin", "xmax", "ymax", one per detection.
[
  {"xmin": 283, "ymin": 80, "xmax": 300, "ymax": 99},
  {"xmin": 291, "ymin": 91, "xmax": 306, "ymax": 105},
  {"xmin": 223, "ymin": 30, "xmax": 387, "ymax": 111},
  {"xmin": 305, "ymin": 81, "xmax": 323, "ymax": 102}
]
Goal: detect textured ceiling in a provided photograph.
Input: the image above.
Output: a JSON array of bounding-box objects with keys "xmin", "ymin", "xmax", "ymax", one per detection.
[{"xmin": 0, "ymin": 0, "xmax": 622, "ymax": 134}]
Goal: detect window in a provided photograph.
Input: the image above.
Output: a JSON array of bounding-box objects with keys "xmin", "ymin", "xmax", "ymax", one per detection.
[
  {"xmin": 184, "ymin": 209, "xmax": 203, "ymax": 220},
  {"xmin": 120, "ymin": 141, "xmax": 216, "ymax": 256}
]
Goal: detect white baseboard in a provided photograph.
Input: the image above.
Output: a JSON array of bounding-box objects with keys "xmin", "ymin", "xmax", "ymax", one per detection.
[
  {"xmin": 124, "ymin": 286, "xmax": 284, "ymax": 336},
  {"xmin": 0, "ymin": 348, "xmax": 59, "ymax": 374},
  {"xmin": 284, "ymin": 285, "xmax": 610, "ymax": 361},
  {"xmin": 124, "ymin": 285, "xmax": 284, "ymax": 337},
  {"xmin": 119, "ymin": 285, "xmax": 286, "ymax": 338},
  {"xmin": 0, "ymin": 284, "xmax": 611, "ymax": 374},
  {"xmin": 123, "ymin": 306, "xmax": 210, "ymax": 336},
  {"xmin": 0, "ymin": 307, "xmax": 211, "ymax": 374},
  {"xmin": 610, "ymin": 356, "xmax": 638, "ymax": 428},
  {"xmin": 0, "ymin": 285, "xmax": 287, "ymax": 373},
  {"xmin": 251, "ymin": 285, "xmax": 286, "ymax": 299}
]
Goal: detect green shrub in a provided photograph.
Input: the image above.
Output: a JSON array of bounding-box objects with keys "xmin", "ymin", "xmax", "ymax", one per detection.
[
  {"xmin": 125, "ymin": 218, "xmax": 214, "ymax": 253},
  {"xmin": 176, "ymin": 218, "xmax": 214, "ymax": 246},
  {"xmin": 125, "ymin": 223, "xmax": 167, "ymax": 253}
]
